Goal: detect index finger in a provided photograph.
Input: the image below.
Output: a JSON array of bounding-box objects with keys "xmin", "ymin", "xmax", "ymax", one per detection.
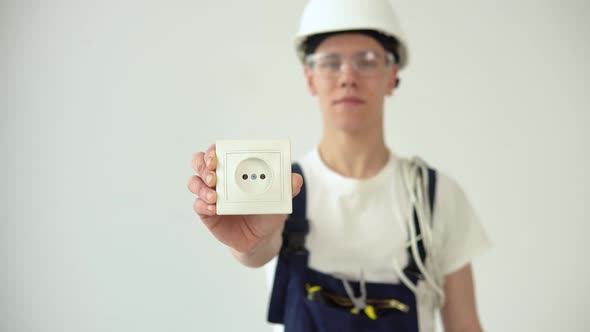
[{"xmin": 205, "ymin": 144, "xmax": 217, "ymax": 171}]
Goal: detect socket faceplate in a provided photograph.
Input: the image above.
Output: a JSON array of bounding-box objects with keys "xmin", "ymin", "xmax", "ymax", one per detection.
[{"xmin": 216, "ymin": 140, "xmax": 292, "ymax": 215}]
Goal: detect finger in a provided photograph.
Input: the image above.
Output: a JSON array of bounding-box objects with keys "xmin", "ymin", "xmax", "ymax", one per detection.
[
  {"xmin": 291, "ymin": 173, "xmax": 303, "ymax": 198},
  {"xmin": 187, "ymin": 175, "xmax": 217, "ymax": 204},
  {"xmin": 204, "ymin": 144, "xmax": 217, "ymax": 171},
  {"xmin": 203, "ymin": 170, "xmax": 217, "ymax": 188},
  {"xmin": 192, "ymin": 150, "xmax": 217, "ymax": 188},
  {"xmin": 192, "ymin": 151, "xmax": 207, "ymax": 176},
  {"xmin": 205, "ymin": 143, "xmax": 216, "ymax": 155},
  {"xmin": 193, "ymin": 198, "xmax": 217, "ymax": 217}
]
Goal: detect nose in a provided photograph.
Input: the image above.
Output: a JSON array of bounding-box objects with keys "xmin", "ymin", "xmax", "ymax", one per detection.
[{"xmin": 338, "ymin": 62, "xmax": 358, "ymax": 88}]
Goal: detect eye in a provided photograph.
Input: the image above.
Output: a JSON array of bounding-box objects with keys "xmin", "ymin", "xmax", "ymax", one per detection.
[
  {"xmin": 356, "ymin": 59, "xmax": 378, "ymax": 70},
  {"xmin": 317, "ymin": 59, "xmax": 341, "ymax": 71}
]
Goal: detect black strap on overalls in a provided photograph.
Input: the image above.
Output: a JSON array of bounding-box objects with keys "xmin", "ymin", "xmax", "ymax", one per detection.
[
  {"xmin": 268, "ymin": 163, "xmax": 309, "ymax": 322},
  {"xmin": 268, "ymin": 162, "xmax": 437, "ymax": 329}
]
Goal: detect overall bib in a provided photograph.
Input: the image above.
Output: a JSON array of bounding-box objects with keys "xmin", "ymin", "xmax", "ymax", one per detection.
[{"xmin": 268, "ymin": 163, "xmax": 437, "ymax": 332}]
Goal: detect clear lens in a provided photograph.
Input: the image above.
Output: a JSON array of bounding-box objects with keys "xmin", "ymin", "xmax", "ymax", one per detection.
[{"xmin": 306, "ymin": 50, "xmax": 395, "ymax": 78}]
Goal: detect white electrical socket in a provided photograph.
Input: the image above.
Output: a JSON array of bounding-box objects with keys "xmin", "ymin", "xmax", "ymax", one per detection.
[{"xmin": 215, "ymin": 140, "xmax": 292, "ymax": 215}]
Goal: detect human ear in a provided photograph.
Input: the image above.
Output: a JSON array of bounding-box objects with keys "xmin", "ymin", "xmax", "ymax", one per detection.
[
  {"xmin": 304, "ymin": 66, "xmax": 318, "ymax": 96},
  {"xmin": 386, "ymin": 65, "xmax": 399, "ymax": 96}
]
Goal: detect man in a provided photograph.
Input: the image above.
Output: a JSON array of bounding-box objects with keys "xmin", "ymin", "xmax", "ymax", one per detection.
[{"xmin": 187, "ymin": 0, "xmax": 490, "ymax": 331}]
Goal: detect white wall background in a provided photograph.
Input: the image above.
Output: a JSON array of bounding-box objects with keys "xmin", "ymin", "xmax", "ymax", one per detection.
[{"xmin": 1, "ymin": 0, "xmax": 588, "ymax": 331}]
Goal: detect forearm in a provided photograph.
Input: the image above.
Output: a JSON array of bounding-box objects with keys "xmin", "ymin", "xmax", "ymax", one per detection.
[
  {"xmin": 443, "ymin": 326, "xmax": 483, "ymax": 332},
  {"xmin": 442, "ymin": 325, "xmax": 483, "ymax": 332},
  {"xmin": 230, "ymin": 230, "xmax": 282, "ymax": 268}
]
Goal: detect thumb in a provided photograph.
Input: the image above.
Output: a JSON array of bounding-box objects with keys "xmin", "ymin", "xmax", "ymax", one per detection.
[{"xmin": 291, "ymin": 173, "xmax": 303, "ymax": 198}]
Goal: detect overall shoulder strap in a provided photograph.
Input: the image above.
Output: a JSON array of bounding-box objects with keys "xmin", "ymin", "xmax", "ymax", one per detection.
[
  {"xmin": 267, "ymin": 162, "xmax": 309, "ymax": 324},
  {"xmin": 280, "ymin": 163, "xmax": 309, "ymax": 256},
  {"xmin": 427, "ymin": 168, "xmax": 437, "ymax": 214}
]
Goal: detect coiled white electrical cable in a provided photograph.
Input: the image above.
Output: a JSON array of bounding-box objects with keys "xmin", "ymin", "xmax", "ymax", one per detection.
[
  {"xmin": 411, "ymin": 160, "xmax": 441, "ymax": 285},
  {"xmin": 392, "ymin": 157, "xmax": 444, "ymax": 305}
]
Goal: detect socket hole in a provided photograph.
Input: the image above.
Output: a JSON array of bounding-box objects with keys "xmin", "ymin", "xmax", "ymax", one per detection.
[
  {"xmin": 260, "ymin": 174, "xmax": 266, "ymax": 180},
  {"xmin": 234, "ymin": 157, "xmax": 273, "ymax": 195}
]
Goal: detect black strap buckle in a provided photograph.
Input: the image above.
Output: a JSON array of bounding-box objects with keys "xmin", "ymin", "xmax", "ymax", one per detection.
[{"xmin": 281, "ymin": 217, "xmax": 309, "ymax": 256}]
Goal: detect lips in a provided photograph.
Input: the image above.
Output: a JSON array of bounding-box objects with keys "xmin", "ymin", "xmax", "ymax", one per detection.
[{"xmin": 334, "ymin": 96, "xmax": 365, "ymax": 105}]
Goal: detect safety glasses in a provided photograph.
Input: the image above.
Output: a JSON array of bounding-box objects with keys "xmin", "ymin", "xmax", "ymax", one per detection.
[{"xmin": 305, "ymin": 50, "xmax": 396, "ymax": 78}]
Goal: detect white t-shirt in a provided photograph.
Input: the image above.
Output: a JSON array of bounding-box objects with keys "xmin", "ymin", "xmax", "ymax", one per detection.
[{"xmin": 265, "ymin": 148, "xmax": 491, "ymax": 332}]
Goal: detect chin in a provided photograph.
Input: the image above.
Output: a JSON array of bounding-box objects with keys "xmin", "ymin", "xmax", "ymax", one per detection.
[
  {"xmin": 335, "ymin": 120, "xmax": 369, "ymax": 134},
  {"xmin": 323, "ymin": 110, "xmax": 378, "ymax": 134}
]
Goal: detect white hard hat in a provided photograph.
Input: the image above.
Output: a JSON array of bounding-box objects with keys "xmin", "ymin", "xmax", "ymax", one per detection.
[{"xmin": 295, "ymin": 0, "xmax": 409, "ymax": 69}]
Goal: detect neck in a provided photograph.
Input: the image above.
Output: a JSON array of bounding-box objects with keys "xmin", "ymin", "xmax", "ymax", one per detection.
[{"xmin": 319, "ymin": 126, "xmax": 389, "ymax": 179}]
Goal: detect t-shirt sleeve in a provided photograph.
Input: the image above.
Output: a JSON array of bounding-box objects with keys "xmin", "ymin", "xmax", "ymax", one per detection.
[{"xmin": 432, "ymin": 173, "xmax": 491, "ymax": 276}]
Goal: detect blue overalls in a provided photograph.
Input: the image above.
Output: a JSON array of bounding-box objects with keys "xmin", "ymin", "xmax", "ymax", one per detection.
[{"xmin": 268, "ymin": 163, "xmax": 437, "ymax": 332}]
